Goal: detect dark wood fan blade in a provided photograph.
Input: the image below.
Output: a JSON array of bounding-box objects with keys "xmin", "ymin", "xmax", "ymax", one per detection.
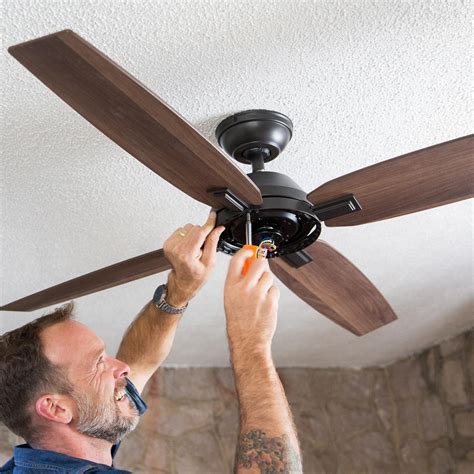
[
  {"xmin": 308, "ymin": 135, "xmax": 474, "ymax": 226},
  {"xmin": 269, "ymin": 241, "xmax": 397, "ymax": 335},
  {"xmin": 8, "ymin": 30, "xmax": 262, "ymax": 208},
  {"xmin": 0, "ymin": 249, "xmax": 171, "ymax": 312}
]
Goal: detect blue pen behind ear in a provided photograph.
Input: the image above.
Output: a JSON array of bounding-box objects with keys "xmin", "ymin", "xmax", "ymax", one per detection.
[{"xmin": 125, "ymin": 378, "xmax": 148, "ymax": 416}]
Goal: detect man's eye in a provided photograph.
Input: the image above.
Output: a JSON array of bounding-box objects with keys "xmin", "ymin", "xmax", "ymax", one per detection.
[{"xmin": 97, "ymin": 357, "xmax": 105, "ymax": 367}]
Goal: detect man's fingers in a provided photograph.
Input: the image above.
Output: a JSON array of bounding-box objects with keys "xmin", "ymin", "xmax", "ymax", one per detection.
[
  {"xmin": 183, "ymin": 225, "xmax": 212, "ymax": 258},
  {"xmin": 201, "ymin": 226, "xmax": 225, "ymax": 266},
  {"xmin": 165, "ymin": 214, "xmax": 221, "ymax": 267},
  {"xmin": 202, "ymin": 211, "xmax": 217, "ymax": 235},
  {"xmin": 171, "ymin": 211, "xmax": 215, "ymax": 245},
  {"xmin": 244, "ymin": 257, "xmax": 270, "ymax": 287},
  {"xmin": 257, "ymin": 270, "xmax": 274, "ymax": 294},
  {"xmin": 171, "ymin": 223, "xmax": 193, "ymax": 241},
  {"xmin": 227, "ymin": 247, "xmax": 255, "ymax": 282},
  {"xmin": 268, "ymin": 285, "xmax": 280, "ymax": 305},
  {"xmin": 183, "ymin": 212, "xmax": 218, "ymax": 256}
]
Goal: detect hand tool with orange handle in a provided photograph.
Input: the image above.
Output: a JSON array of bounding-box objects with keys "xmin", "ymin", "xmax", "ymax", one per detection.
[{"xmin": 242, "ymin": 213, "xmax": 259, "ymax": 276}]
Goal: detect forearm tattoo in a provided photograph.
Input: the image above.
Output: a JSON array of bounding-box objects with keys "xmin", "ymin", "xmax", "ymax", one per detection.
[{"xmin": 235, "ymin": 430, "xmax": 302, "ymax": 473}]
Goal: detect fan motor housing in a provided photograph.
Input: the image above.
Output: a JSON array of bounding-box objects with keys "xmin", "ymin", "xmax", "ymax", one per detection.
[{"xmin": 216, "ymin": 171, "xmax": 321, "ymax": 258}]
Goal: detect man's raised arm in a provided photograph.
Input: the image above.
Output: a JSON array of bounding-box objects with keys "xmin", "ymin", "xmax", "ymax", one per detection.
[
  {"xmin": 117, "ymin": 212, "xmax": 224, "ymax": 393},
  {"xmin": 224, "ymin": 249, "xmax": 303, "ymax": 474}
]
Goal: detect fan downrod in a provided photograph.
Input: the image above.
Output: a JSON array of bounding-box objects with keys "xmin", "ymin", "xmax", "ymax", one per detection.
[{"xmin": 216, "ymin": 109, "xmax": 293, "ymax": 171}]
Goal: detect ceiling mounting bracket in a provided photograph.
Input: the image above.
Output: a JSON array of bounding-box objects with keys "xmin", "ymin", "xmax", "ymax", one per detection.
[
  {"xmin": 281, "ymin": 249, "xmax": 313, "ymax": 268},
  {"xmin": 210, "ymin": 188, "xmax": 250, "ymax": 212},
  {"xmin": 311, "ymin": 194, "xmax": 362, "ymax": 221}
]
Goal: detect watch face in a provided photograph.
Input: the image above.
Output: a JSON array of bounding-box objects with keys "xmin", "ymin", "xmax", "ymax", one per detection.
[
  {"xmin": 153, "ymin": 284, "xmax": 186, "ymax": 314},
  {"xmin": 153, "ymin": 285, "xmax": 166, "ymax": 304}
]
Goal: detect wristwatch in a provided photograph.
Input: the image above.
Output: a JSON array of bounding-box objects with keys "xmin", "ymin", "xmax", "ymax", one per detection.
[{"xmin": 153, "ymin": 284, "xmax": 188, "ymax": 315}]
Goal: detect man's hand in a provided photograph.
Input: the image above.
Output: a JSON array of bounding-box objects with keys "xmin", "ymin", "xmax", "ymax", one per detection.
[
  {"xmin": 164, "ymin": 211, "xmax": 225, "ymax": 307},
  {"xmin": 224, "ymin": 247, "xmax": 280, "ymax": 355}
]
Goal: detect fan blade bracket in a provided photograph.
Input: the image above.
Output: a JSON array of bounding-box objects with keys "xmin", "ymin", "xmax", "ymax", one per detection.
[
  {"xmin": 311, "ymin": 194, "xmax": 362, "ymax": 222},
  {"xmin": 281, "ymin": 250, "xmax": 313, "ymax": 268},
  {"xmin": 210, "ymin": 188, "xmax": 250, "ymax": 212}
]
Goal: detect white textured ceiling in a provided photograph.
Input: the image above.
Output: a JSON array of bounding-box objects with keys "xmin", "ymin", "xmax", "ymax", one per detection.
[{"xmin": 1, "ymin": 0, "xmax": 473, "ymax": 368}]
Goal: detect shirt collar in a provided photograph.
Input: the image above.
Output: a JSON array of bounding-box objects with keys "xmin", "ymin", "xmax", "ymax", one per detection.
[{"xmin": 13, "ymin": 443, "xmax": 118, "ymax": 470}]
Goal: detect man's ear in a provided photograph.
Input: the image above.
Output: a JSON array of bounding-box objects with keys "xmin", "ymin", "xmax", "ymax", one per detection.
[{"xmin": 35, "ymin": 394, "xmax": 74, "ymax": 425}]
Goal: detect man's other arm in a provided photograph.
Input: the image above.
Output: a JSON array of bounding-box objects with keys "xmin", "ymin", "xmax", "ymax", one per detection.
[
  {"xmin": 116, "ymin": 212, "xmax": 224, "ymax": 393},
  {"xmin": 115, "ymin": 298, "xmax": 182, "ymax": 394},
  {"xmin": 224, "ymin": 249, "xmax": 302, "ymax": 473}
]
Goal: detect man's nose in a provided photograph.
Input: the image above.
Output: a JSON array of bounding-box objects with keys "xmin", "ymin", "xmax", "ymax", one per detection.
[{"xmin": 112, "ymin": 357, "xmax": 130, "ymax": 380}]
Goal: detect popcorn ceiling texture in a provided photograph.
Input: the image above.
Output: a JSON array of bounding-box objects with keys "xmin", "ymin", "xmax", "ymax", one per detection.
[
  {"xmin": 1, "ymin": 0, "xmax": 473, "ymax": 367},
  {"xmin": 1, "ymin": 329, "xmax": 473, "ymax": 472}
]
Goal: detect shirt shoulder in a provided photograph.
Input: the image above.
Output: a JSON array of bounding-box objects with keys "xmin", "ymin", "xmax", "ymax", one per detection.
[{"xmin": 3, "ymin": 444, "xmax": 130, "ymax": 474}]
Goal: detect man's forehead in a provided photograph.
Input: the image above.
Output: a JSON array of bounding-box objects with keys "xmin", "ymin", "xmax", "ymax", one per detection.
[{"xmin": 41, "ymin": 319, "xmax": 104, "ymax": 366}]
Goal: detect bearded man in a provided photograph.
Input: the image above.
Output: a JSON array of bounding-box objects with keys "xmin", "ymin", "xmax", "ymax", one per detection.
[{"xmin": 0, "ymin": 212, "xmax": 302, "ymax": 473}]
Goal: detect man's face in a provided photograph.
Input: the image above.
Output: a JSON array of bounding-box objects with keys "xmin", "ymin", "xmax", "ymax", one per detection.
[{"xmin": 41, "ymin": 320, "xmax": 139, "ymax": 443}]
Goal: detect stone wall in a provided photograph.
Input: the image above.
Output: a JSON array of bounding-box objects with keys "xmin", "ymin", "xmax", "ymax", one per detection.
[{"xmin": 1, "ymin": 329, "xmax": 473, "ymax": 473}]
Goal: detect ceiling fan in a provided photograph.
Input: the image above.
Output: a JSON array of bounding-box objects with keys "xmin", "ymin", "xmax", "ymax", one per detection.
[{"xmin": 2, "ymin": 30, "xmax": 473, "ymax": 336}]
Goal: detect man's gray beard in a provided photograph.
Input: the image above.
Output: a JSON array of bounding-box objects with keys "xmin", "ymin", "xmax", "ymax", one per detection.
[{"xmin": 73, "ymin": 390, "xmax": 139, "ymax": 444}]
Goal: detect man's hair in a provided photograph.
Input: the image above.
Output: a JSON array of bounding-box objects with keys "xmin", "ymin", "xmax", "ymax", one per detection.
[{"xmin": 0, "ymin": 302, "xmax": 75, "ymax": 442}]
